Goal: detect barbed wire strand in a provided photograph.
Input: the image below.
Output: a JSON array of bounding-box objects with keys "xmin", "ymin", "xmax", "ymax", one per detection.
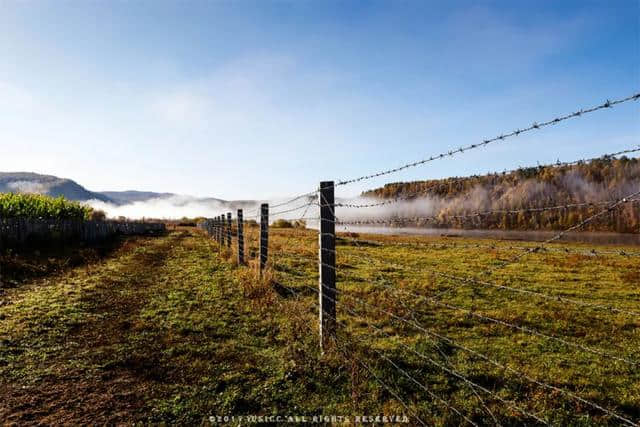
[
  {"xmin": 335, "ymin": 234, "xmax": 640, "ymax": 318},
  {"xmin": 271, "ymin": 197, "xmax": 483, "ymax": 424},
  {"xmin": 435, "ymin": 272, "xmax": 640, "ymax": 318},
  {"xmin": 243, "ymin": 190, "xmax": 319, "ymax": 217},
  {"xmin": 498, "ymin": 190, "xmax": 640, "ymax": 268},
  {"xmin": 335, "ymin": 199, "xmax": 637, "ymax": 226},
  {"xmin": 336, "ymin": 93, "xmax": 640, "ymax": 187},
  {"xmin": 335, "ymin": 192, "xmax": 640, "ymax": 318},
  {"xmin": 266, "ymin": 253, "xmax": 430, "ymax": 427},
  {"xmin": 322, "ymin": 207, "xmax": 639, "ymax": 425},
  {"xmin": 338, "ymin": 228, "xmax": 638, "ymax": 361},
  {"xmin": 335, "ymin": 236, "xmax": 640, "ymax": 258},
  {"xmin": 326, "ymin": 276, "xmax": 638, "ymax": 426},
  {"xmin": 321, "ymin": 192, "xmax": 640, "ymax": 365},
  {"xmin": 305, "ymin": 281, "xmax": 547, "ymax": 425},
  {"xmin": 336, "ymin": 147, "xmax": 640, "ymax": 208},
  {"xmin": 341, "ymin": 246, "xmax": 637, "ymax": 365},
  {"xmin": 270, "ymin": 201, "xmax": 319, "ymax": 217}
]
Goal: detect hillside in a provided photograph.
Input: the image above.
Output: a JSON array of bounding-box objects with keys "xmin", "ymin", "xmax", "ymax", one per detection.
[
  {"xmin": 360, "ymin": 156, "xmax": 640, "ymax": 233},
  {"xmin": 0, "ymin": 172, "xmax": 111, "ymax": 203},
  {"xmin": 0, "ymin": 172, "xmax": 250, "ymax": 204}
]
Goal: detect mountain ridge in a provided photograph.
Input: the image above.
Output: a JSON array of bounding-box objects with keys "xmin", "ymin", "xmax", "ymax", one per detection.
[
  {"xmin": 0, "ymin": 172, "xmax": 112, "ymax": 203},
  {"xmin": 0, "ymin": 172, "xmax": 259, "ymax": 211}
]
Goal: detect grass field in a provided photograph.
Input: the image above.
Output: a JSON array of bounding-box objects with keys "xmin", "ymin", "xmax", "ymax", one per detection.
[{"xmin": 1, "ymin": 227, "xmax": 638, "ymax": 425}]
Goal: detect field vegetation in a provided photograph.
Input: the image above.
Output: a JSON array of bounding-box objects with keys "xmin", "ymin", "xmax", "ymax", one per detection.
[
  {"xmin": 0, "ymin": 227, "xmax": 638, "ymax": 425},
  {"xmin": 0, "ymin": 193, "xmax": 92, "ymax": 220}
]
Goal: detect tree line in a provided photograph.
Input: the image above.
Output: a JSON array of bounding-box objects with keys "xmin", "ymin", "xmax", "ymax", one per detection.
[{"xmin": 361, "ymin": 156, "xmax": 639, "ymax": 233}]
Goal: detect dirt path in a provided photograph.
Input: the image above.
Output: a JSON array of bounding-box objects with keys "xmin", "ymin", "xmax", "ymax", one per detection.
[
  {"xmin": 0, "ymin": 230, "xmax": 337, "ymax": 425},
  {"xmin": 0, "ymin": 231, "xmax": 189, "ymax": 424}
]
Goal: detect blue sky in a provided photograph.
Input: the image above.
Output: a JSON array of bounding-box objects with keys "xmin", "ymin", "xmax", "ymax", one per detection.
[{"xmin": 0, "ymin": 0, "xmax": 638, "ymax": 200}]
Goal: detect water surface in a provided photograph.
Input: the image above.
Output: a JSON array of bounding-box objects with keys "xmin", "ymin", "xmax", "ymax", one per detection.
[{"xmin": 333, "ymin": 225, "xmax": 640, "ymax": 246}]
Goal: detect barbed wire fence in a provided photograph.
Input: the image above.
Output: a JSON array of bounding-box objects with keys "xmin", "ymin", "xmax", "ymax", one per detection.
[{"xmin": 197, "ymin": 92, "xmax": 640, "ymax": 425}]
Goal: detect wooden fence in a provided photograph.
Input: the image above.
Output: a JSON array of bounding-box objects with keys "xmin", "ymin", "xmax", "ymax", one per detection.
[{"xmin": 0, "ymin": 218, "xmax": 166, "ymax": 248}]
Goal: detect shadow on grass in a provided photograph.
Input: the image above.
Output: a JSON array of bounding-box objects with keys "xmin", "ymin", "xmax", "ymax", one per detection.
[
  {"xmin": 0, "ymin": 234, "xmax": 164, "ymax": 290},
  {"xmin": 272, "ymin": 280, "xmax": 316, "ymax": 299}
]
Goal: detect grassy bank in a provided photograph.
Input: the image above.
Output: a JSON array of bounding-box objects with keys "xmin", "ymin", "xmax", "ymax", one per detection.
[{"xmin": 1, "ymin": 228, "xmax": 638, "ymax": 425}]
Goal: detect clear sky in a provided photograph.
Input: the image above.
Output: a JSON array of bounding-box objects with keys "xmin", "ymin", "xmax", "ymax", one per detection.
[{"xmin": 0, "ymin": 0, "xmax": 638, "ymax": 200}]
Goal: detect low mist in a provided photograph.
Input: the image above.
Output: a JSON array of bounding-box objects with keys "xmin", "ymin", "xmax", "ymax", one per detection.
[
  {"xmin": 84, "ymin": 163, "xmax": 639, "ymax": 233},
  {"xmin": 336, "ymin": 174, "xmax": 637, "ymax": 222},
  {"xmin": 86, "ymin": 195, "xmax": 241, "ymax": 220}
]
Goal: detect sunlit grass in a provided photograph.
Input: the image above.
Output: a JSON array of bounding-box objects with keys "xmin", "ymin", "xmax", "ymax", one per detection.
[{"xmin": 0, "ymin": 228, "xmax": 638, "ymax": 425}]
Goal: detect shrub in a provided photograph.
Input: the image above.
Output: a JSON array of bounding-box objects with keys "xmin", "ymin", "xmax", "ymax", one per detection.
[
  {"xmin": 272, "ymin": 219, "xmax": 293, "ymax": 228},
  {"xmin": 88, "ymin": 209, "xmax": 107, "ymax": 221},
  {"xmin": 292, "ymin": 219, "xmax": 307, "ymax": 229}
]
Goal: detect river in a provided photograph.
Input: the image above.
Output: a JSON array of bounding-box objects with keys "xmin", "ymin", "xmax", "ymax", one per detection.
[{"xmin": 333, "ymin": 225, "xmax": 640, "ymax": 246}]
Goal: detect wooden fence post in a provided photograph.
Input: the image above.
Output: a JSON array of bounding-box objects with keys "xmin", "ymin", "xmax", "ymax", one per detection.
[
  {"xmin": 319, "ymin": 181, "xmax": 336, "ymax": 352},
  {"xmin": 237, "ymin": 209, "xmax": 244, "ymax": 265},
  {"xmin": 217, "ymin": 215, "xmax": 222, "ymax": 244},
  {"xmin": 226, "ymin": 212, "xmax": 232, "ymax": 248},
  {"xmin": 259, "ymin": 203, "xmax": 269, "ymax": 275},
  {"xmin": 219, "ymin": 215, "xmax": 223, "ymax": 244},
  {"xmin": 220, "ymin": 215, "xmax": 224, "ymax": 244}
]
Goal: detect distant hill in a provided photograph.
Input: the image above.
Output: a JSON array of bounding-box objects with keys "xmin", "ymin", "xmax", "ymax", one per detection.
[
  {"xmin": 99, "ymin": 191, "xmax": 176, "ymax": 206},
  {"xmin": 0, "ymin": 173, "xmax": 189, "ymax": 206},
  {"xmin": 359, "ymin": 156, "xmax": 640, "ymax": 233},
  {"xmin": 0, "ymin": 172, "xmax": 112, "ymax": 203},
  {"xmin": 0, "ymin": 172, "xmax": 262, "ymax": 219}
]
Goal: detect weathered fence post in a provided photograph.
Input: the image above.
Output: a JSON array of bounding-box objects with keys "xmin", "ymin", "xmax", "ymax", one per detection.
[
  {"xmin": 226, "ymin": 212, "xmax": 232, "ymax": 248},
  {"xmin": 219, "ymin": 215, "xmax": 223, "ymax": 244},
  {"xmin": 319, "ymin": 181, "xmax": 336, "ymax": 352},
  {"xmin": 259, "ymin": 203, "xmax": 269, "ymax": 275},
  {"xmin": 221, "ymin": 214, "xmax": 225, "ymax": 244},
  {"xmin": 237, "ymin": 209, "xmax": 244, "ymax": 265},
  {"xmin": 217, "ymin": 215, "xmax": 222, "ymax": 244}
]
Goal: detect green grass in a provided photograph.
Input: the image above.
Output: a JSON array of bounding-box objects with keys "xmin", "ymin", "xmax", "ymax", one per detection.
[{"xmin": 0, "ymin": 228, "xmax": 638, "ymax": 425}]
